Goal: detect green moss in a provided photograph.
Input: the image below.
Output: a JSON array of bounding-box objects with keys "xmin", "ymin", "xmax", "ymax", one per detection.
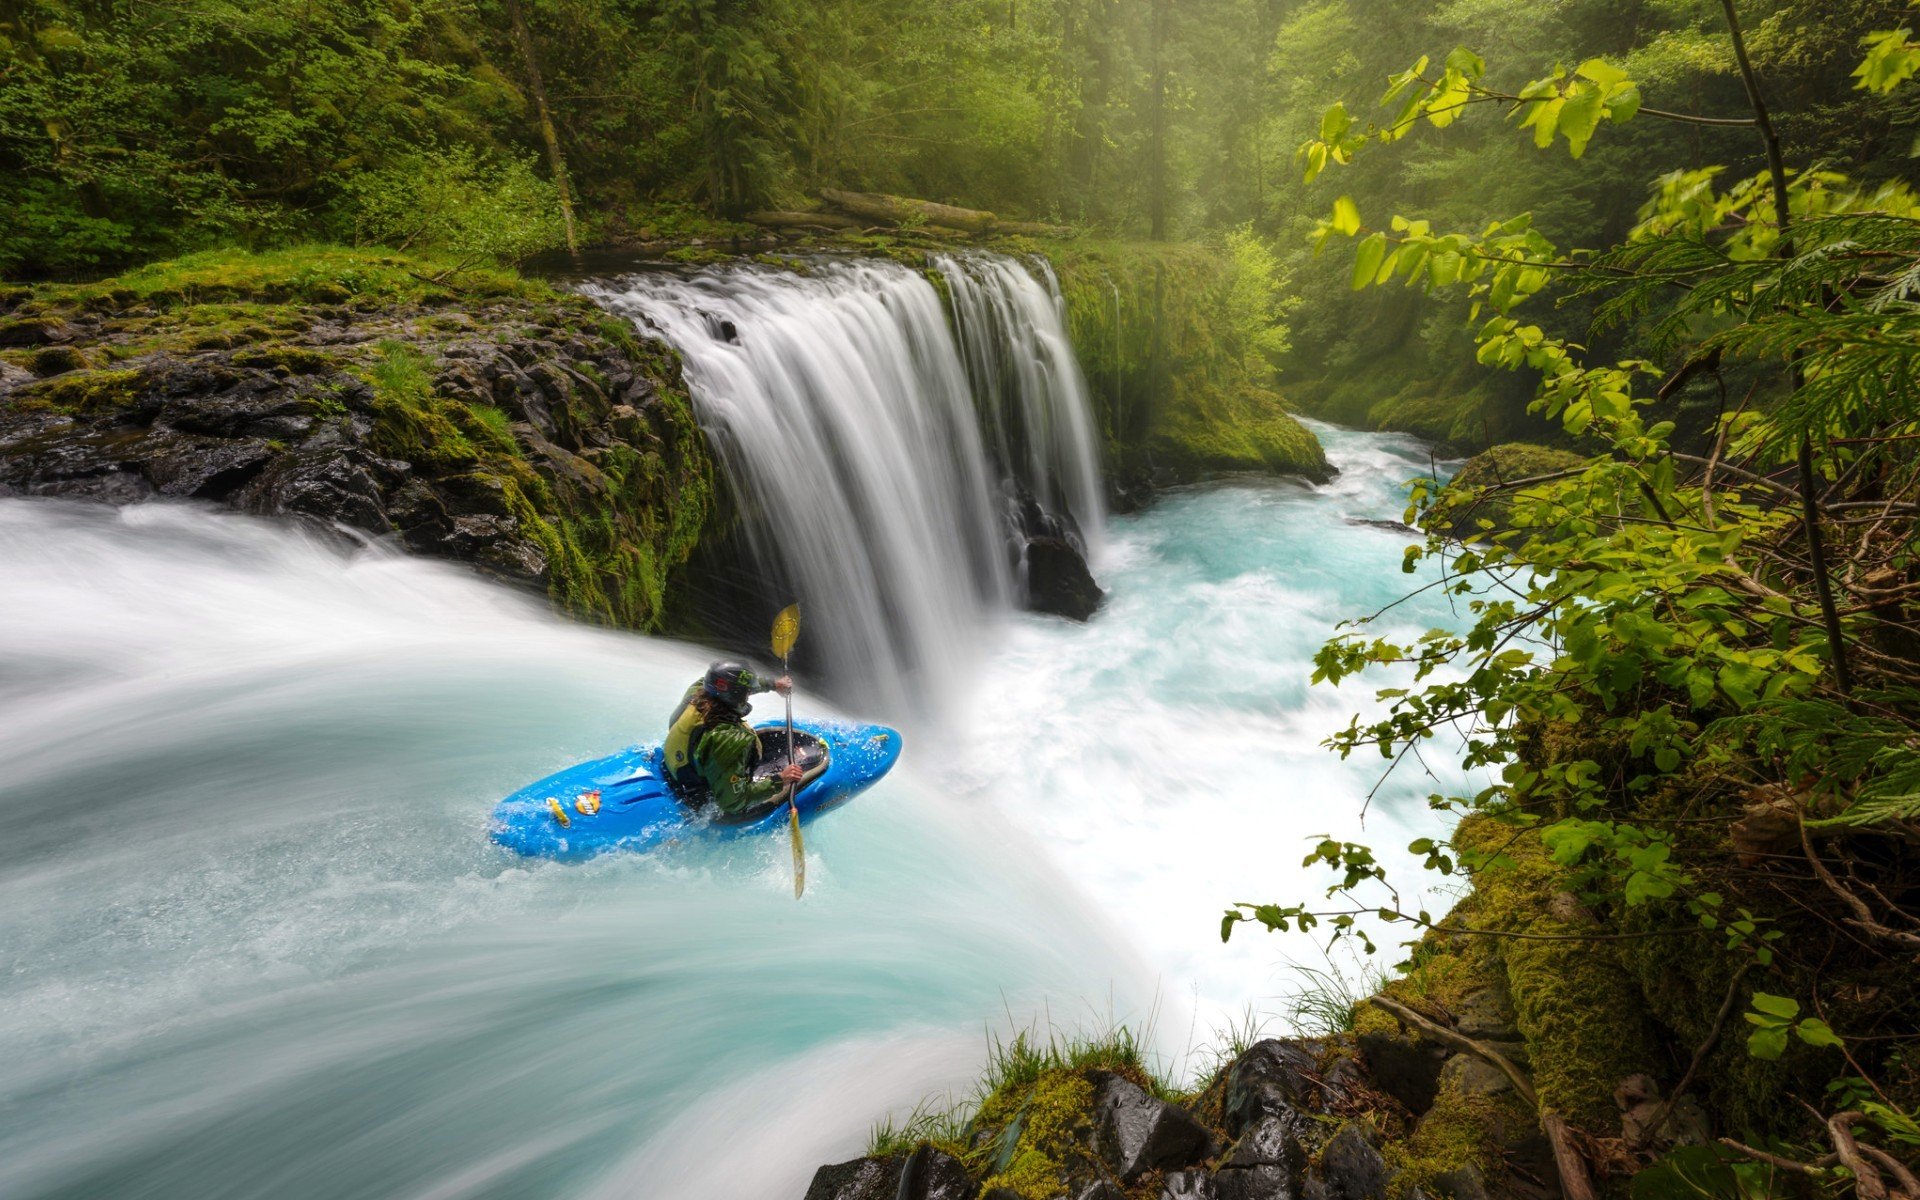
[
  {"xmin": 1042, "ymin": 237, "xmax": 1329, "ymax": 486},
  {"xmin": 464, "ymin": 403, "xmax": 517, "ymax": 451},
  {"xmin": 974, "ymin": 1070, "xmax": 1096, "ymax": 1200},
  {"xmin": 1453, "ymin": 816, "xmax": 1661, "ymax": 1127},
  {"xmin": 30, "ymin": 367, "xmax": 145, "ymax": 411},
  {"xmin": 14, "ymin": 246, "xmax": 549, "ymax": 318},
  {"xmin": 30, "ymin": 345, "xmax": 91, "ymax": 375},
  {"xmin": 1385, "ymin": 1078, "xmax": 1533, "ymax": 1199},
  {"xmin": 1433, "ymin": 442, "xmax": 1589, "ymax": 540},
  {"xmin": 231, "ymin": 344, "xmax": 337, "ymax": 375}
]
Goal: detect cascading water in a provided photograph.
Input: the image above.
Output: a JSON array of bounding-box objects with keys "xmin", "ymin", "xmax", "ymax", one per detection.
[
  {"xmin": 935, "ymin": 254, "xmax": 1105, "ymax": 554},
  {"xmin": 582, "ymin": 255, "xmax": 1105, "ymax": 712},
  {"xmin": 1, "ymin": 242, "xmax": 1472, "ymax": 1198},
  {"xmin": 0, "ymin": 501, "xmax": 1153, "ymax": 1200}
]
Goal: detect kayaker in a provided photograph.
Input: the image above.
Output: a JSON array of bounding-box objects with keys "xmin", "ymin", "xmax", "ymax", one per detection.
[{"xmin": 664, "ymin": 660, "xmax": 805, "ymax": 815}]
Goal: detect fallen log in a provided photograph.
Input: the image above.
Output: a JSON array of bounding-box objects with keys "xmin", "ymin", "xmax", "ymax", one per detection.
[
  {"xmin": 819, "ymin": 188, "xmax": 997, "ymax": 234},
  {"xmin": 745, "ymin": 210, "xmax": 863, "ymax": 231}
]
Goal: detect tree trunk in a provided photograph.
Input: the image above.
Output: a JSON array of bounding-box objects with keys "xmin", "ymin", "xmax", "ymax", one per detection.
[{"xmin": 506, "ymin": 0, "xmax": 578, "ymax": 254}]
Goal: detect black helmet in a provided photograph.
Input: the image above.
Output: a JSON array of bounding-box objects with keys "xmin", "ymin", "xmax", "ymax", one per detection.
[{"xmin": 702, "ymin": 660, "xmax": 762, "ymax": 712}]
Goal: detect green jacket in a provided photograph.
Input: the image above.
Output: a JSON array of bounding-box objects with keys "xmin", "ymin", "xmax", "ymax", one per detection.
[
  {"xmin": 695, "ymin": 720, "xmax": 784, "ymax": 816},
  {"xmin": 664, "ymin": 682, "xmax": 783, "ymax": 815}
]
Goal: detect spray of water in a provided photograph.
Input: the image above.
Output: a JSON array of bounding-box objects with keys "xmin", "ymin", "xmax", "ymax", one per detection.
[{"xmin": 0, "ymin": 501, "xmax": 1152, "ymax": 1200}]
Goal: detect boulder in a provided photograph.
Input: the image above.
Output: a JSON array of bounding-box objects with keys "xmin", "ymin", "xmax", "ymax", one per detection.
[
  {"xmin": 1163, "ymin": 1171, "xmax": 1223, "ymax": 1198},
  {"xmin": 1091, "ymin": 1072, "xmax": 1212, "ymax": 1180},
  {"xmin": 1303, "ymin": 1126, "xmax": 1389, "ymax": 1200},
  {"xmin": 1430, "ymin": 1164, "xmax": 1490, "ymax": 1200},
  {"xmin": 1449, "ymin": 985, "xmax": 1518, "ymax": 1042},
  {"xmin": 1024, "ymin": 534, "xmax": 1103, "ymax": 620},
  {"xmin": 803, "ymin": 1145, "xmax": 974, "ymax": 1200},
  {"xmin": 1224, "ymin": 1040, "xmax": 1322, "ymax": 1134}
]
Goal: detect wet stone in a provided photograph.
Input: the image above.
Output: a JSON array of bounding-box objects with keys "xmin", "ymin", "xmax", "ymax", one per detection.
[
  {"xmin": 1092, "ymin": 1071, "xmax": 1213, "ymax": 1180},
  {"xmin": 1225, "ymin": 1041, "xmax": 1322, "ymax": 1134},
  {"xmin": 1303, "ymin": 1126, "xmax": 1389, "ymax": 1200}
]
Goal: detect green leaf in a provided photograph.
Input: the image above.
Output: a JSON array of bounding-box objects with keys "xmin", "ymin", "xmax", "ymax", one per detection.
[
  {"xmin": 1750, "ymin": 991, "xmax": 1801, "ymax": 1020},
  {"xmin": 1353, "ymin": 233, "xmax": 1388, "ymax": 289},
  {"xmin": 1747, "ymin": 1025, "xmax": 1789, "ymax": 1060},
  {"xmin": 1796, "ymin": 1018, "xmax": 1844, "ymax": 1049},
  {"xmin": 1558, "ymin": 83, "xmax": 1606, "ymax": 158},
  {"xmin": 1320, "ymin": 102, "xmax": 1352, "ymax": 143},
  {"xmin": 1445, "ymin": 46, "xmax": 1486, "ymax": 80},
  {"xmin": 1331, "ymin": 196, "xmax": 1362, "ymax": 237},
  {"xmin": 1576, "ymin": 58, "xmax": 1629, "ymax": 90}
]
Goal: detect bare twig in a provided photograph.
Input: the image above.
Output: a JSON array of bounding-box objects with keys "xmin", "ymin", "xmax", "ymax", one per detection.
[
  {"xmin": 1829, "ymin": 1112, "xmax": 1891, "ymax": 1200},
  {"xmin": 1368, "ymin": 995, "xmax": 1538, "ymax": 1107}
]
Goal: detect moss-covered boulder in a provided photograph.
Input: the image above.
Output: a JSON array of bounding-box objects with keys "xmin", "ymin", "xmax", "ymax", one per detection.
[
  {"xmin": 1431, "ymin": 442, "xmax": 1586, "ymax": 541},
  {"xmin": 0, "ymin": 248, "xmax": 714, "ymax": 631}
]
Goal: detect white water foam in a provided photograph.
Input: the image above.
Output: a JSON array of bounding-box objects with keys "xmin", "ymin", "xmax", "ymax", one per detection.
[{"xmin": 583, "ymin": 255, "xmax": 1104, "ymax": 715}]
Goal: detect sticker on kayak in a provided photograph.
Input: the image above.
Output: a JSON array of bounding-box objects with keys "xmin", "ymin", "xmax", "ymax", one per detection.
[{"xmin": 575, "ymin": 789, "xmax": 602, "ymax": 816}]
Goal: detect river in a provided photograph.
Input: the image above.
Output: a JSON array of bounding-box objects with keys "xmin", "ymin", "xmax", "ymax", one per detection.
[{"xmin": 0, "ymin": 255, "xmax": 1464, "ymax": 1200}]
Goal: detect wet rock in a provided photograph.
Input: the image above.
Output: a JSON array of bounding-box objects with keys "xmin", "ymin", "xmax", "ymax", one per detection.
[
  {"xmin": 1074, "ymin": 1183, "xmax": 1126, "ymax": 1200},
  {"xmin": 1024, "ymin": 534, "xmax": 1103, "ymax": 620},
  {"xmin": 1355, "ymin": 1025, "xmax": 1448, "ymax": 1114},
  {"xmin": 0, "ymin": 360, "xmax": 34, "ymax": 392},
  {"xmin": 1303, "ymin": 1126, "xmax": 1389, "ymax": 1200},
  {"xmin": 1164, "ymin": 1170, "xmax": 1223, "ymax": 1198},
  {"xmin": 1225, "ymin": 1041, "xmax": 1322, "ymax": 1134},
  {"xmin": 803, "ymin": 1145, "xmax": 974, "ymax": 1200},
  {"xmin": 1215, "ymin": 1113, "xmax": 1307, "ymax": 1200},
  {"xmin": 1091, "ymin": 1071, "xmax": 1212, "ymax": 1180},
  {"xmin": 1430, "ymin": 1163, "xmax": 1489, "ymax": 1200},
  {"xmin": 1215, "ymin": 1163, "xmax": 1294, "ymax": 1200},
  {"xmin": 0, "ymin": 317, "xmax": 68, "ymax": 346},
  {"xmin": 144, "ymin": 434, "xmax": 276, "ymax": 497}
]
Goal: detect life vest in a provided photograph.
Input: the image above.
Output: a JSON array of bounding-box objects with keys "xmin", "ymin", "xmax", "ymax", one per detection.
[{"xmin": 664, "ymin": 685, "xmax": 744, "ymax": 800}]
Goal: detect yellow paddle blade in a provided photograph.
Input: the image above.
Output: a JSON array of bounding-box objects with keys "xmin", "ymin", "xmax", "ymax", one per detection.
[
  {"xmin": 771, "ymin": 604, "xmax": 801, "ymax": 660},
  {"xmin": 789, "ymin": 799, "xmax": 806, "ymax": 899}
]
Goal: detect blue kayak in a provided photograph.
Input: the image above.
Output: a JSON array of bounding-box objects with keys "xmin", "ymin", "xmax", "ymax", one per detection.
[{"xmin": 489, "ymin": 719, "xmax": 903, "ymax": 860}]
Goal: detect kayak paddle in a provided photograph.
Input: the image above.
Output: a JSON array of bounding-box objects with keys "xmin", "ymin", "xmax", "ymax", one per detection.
[{"xmin": 771, "ymin": 603, "xmax": 804, "ymax": 899}]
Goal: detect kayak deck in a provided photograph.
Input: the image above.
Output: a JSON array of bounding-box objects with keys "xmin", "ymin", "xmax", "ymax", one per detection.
[{"xmin": 489, "ymin": 718, "xmax": 902, "ymax": 860}]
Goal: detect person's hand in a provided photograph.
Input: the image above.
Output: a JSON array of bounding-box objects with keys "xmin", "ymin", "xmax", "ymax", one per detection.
[
  {"xmin": 778, "ymin": 763, "xmax": 805, "ymax": 784},
  {"xmin": 772, "ymin": 675, "xmax": 793, "ymax": 696}
]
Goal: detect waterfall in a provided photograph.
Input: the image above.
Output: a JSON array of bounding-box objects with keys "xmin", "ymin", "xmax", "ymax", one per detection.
[{"xmin": 582, "ymin": 254, "xmax": 1105, "ymax": 712}]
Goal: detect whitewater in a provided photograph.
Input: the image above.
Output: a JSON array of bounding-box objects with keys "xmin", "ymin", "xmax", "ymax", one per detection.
[{"xmin": 0, "ymin": 254, "xmax": 1466, "ymax": 1199}]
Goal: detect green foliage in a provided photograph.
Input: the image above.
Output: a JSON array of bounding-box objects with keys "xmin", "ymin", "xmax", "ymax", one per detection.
[
  {"xmin": 1235, "ymin": 13, "xmax": 1920, "ymax": 1153},
  {"xmin": 336, "ymin": 148, "xmax": 567, "ymax": 263},
  {"xmin": 1743, "ymin": 992, "xmax": 1843, "ymax": 1061}
]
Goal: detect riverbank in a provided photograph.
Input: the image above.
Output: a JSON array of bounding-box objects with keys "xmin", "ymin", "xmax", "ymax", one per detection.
[{"xmin": 0, "ymin": 248, "xmax": 712, "ymax": 630}]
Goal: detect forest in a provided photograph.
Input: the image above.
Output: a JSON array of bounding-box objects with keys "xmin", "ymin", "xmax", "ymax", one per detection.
[{"xmin": 5, "ymin": 1, "xmax": 1920, "ymax": 1198}]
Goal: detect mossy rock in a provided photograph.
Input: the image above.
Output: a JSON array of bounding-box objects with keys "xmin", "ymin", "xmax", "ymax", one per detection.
[
  {"xmin": 973, "ymin": 1069, "xmax": 1097, "ymax": 1199},
  {"xmin": 1452, "ymin": 816, "xmax": 1662, "ymax": 1127},
  {"xmin": 1432, "ymin": 442, "xmax": 1587, "ymax": 541},
  {"xmin": 30, "ymin": 367, "xmax": 146, "ymax": 412},
  {"xmin": 1146, "ymin": 381, "xmax": 1331, "ymax": 481}
]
